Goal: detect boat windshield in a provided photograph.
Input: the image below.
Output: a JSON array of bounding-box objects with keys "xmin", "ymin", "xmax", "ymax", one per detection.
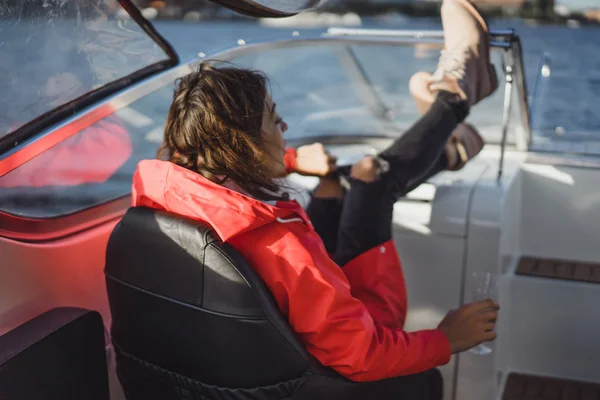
[
  {"xmin": 0, "ymin": 0, "xmax": 175, "ymax": 143},
  {"xmin": 219, "ymin": 42, "xmax": 511, "ymax": 144}
]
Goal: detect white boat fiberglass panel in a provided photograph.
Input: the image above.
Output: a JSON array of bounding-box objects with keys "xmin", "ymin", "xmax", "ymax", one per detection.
[{"xmin": 454, "ymin": 50, "xmax": 600, "ymax": 400}]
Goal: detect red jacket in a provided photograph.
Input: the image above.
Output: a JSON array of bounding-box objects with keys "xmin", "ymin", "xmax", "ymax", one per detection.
[
  {"xmin": 283, "ymin": 148, "xmax": 296, "ymax": 174},
  {"xmin": 131, "ymin": 160, "xmax": 451, "ymax": 382}
]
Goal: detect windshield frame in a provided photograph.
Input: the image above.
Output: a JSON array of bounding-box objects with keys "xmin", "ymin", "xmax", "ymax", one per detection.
[{"xmin": 0, "ymin": 0, "xmax": 179, "ymax": 156}]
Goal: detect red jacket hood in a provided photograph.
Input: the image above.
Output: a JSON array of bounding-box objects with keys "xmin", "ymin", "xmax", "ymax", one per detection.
[{"xmin": 131, "ymin": 160, "xmax": 311, "ymax": 242}]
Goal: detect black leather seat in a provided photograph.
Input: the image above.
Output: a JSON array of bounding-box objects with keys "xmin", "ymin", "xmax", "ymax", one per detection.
[
  {"xmin": 0, "ymin": 307, "xmax": 110, "ymax": 400},
  {"xmin": 105, "ymin": 207, "xmax": 442, "ymax": 400}
]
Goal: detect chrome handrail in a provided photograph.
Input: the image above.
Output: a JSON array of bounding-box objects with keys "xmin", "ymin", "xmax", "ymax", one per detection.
[
  {"xmin": 508, "ymin": 36, "xmax": 531, "ymax": 150},
  {"xmin": 326, "ymin": 27, "xmax": 517, "ymax": 39}
]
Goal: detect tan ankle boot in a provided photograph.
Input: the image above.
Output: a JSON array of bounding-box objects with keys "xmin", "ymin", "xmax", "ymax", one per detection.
[{"xmin": 429, "ymin": 0, "xmax": 498, "ymax": 106}]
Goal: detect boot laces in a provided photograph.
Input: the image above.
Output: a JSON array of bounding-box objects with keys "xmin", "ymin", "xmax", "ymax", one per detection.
[{"xmin": 432, "ymin": 48, "xmax": 468, "ymax": 82}]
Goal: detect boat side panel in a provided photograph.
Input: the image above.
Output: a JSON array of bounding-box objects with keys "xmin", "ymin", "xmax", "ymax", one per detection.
[
  {"xmin": 455, "ymin": 149, "xmax": 526, "ymax": 400},
  {"xmin": 497, "ymin": 161, "xmax": 600, "ymax": 385}
]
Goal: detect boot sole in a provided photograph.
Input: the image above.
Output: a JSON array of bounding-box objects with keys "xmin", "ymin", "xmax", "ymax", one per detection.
[
  {"xmin": 488, "ymin": 62, "xmax": 499, "ymax": 96},
  {"xmin": 477, "ymin": 62, "xmax": 499, "ymax": 105}
]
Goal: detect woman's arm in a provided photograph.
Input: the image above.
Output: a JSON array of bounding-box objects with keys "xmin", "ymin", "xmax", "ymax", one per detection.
[
  {"xmin": 283, "ymin": 148, "xmax": 297, "ymax": 174},
  {"xmin": 232, "ymin": 229, "xmax": 451, "ymax": 382},
  {"xmin": 283, "ymin": 144, "xmax": 337, "ymax": 177}
]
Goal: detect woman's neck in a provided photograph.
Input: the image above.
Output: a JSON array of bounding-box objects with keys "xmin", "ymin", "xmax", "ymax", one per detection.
[{"xmin": 220, "ymin": 177, "xmax": 278, "ymax": 206}]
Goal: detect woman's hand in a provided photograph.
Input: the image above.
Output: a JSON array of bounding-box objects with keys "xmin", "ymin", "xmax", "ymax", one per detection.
[
  {"xmin": 294, "ymin": 143, "xmax": 337, "ymax": 177},
  {"xmin": 437, "ymin": 299, "xmax": 499, "ymax": 353}
]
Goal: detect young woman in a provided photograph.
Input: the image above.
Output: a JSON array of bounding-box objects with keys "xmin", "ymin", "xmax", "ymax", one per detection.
[{"xmin": 132, "ymin": 0, "xmax": 499, "ymax": 389}]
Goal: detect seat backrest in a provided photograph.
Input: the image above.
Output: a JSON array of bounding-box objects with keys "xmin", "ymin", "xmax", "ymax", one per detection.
[
  {"xmin": 0, "ymin": 307, "xmax": 110, "ymax": 400},
  {"xmin": 105, "ymin": 207, "xmax": 313, "ymax": 398}
]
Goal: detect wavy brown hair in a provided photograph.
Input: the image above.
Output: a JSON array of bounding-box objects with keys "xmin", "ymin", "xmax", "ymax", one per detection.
[{"xmin": 158, "ymin": 63, "xmax": 287, "ymax": 200}]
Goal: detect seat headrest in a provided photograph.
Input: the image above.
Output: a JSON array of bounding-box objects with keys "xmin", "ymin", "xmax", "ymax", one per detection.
[
  {"xmin": 105, "ymin": 207, "xmax": 313, "ymax": 388},
  {"xmin": 105, "ymin": 207, "xmax": 262, "ymax": 317}
]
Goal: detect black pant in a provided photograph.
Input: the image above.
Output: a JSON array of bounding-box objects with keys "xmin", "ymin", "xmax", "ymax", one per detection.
[
  {"xmin": 307, "ymin": 92, "xmax": 467, "ymax": 266},
  {"xmin": 305, "ymin": 92, "xmax": 466, "ymax": 399}
]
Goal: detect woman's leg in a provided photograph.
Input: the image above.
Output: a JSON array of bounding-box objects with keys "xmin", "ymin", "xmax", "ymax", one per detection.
[
  {"xmin": 333, "ymin": 0, "xmax": 499, "ymax": 266},
  {"xmin": 379, "ymin": 91, "xmax": 469, "ymax": 197},
  {"xmin": 334, "ymin": 92, "xmax": 466, "ymax": 267},
  {"xmin": 307, "ymin": 125, "xmax": 452, "ymax": 257},
  {"xmin": 306, "ymin": 176, "xmax": 345, "ymax": 254}
]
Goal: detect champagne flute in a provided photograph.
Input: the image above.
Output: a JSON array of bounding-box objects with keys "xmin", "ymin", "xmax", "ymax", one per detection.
[{"xmin": 469, "ymin": 271, "xmax": 499, "ymax": 355}]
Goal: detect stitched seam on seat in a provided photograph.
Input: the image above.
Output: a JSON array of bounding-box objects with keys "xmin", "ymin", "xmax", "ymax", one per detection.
[
  {"xmin": 206, "ymin": 243, "xmax": 253, "ymax": 288},
  {"xmin": 113, "ymin": 341, "xmax": 312, "ymax": 392},
  {"xmin": 0, "ymin": 309, "xmax": 92, "ymax": 365},
  {"xmin": 200, "ymin": 228, "xmax": 215, "ymax": 308},
  {"xmin": 201, "ymin": 228, "xmax": 217, "ymax": 246},
  {"xmin": 105, "ymin": 273, "xmax": 264, "ymax": 320},
  {"xmin": 200, "ymin": 243, "xmax": 205, "ymax": 308}
]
